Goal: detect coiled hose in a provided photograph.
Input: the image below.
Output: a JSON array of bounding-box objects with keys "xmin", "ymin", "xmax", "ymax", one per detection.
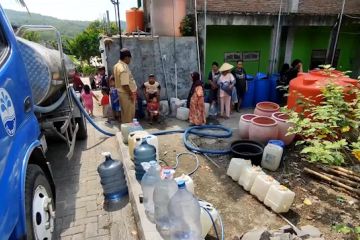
[{"xmin": 70, "ymin": 87, "xmax": 115, "ymax": 137}]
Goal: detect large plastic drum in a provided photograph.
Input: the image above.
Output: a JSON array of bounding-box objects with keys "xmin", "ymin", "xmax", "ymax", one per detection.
[
  {"xmin": 254, "ymin": 73, "xmax": 270, "ymax": 104},
  {"xmin": 269, "ymin": 74, "xmax": 280, "ymax": 103},
  {"xmin": 241, "ymin": 74, "xmax": 255, "ymax": 108}
]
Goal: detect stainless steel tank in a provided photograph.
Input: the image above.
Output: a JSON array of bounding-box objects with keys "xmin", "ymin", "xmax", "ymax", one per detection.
[{"xmin": 16, "ymin": 37, "xmax": 75, "ymax": 105}]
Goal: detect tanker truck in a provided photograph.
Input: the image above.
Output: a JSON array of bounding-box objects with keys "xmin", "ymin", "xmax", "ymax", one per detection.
[{"xmin": 0, "ymin": 6, "xmax": 88, "ymax": 239}]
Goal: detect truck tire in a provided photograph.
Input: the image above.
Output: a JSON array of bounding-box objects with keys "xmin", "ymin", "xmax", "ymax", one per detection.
[
  {"xmin": 76, "ymin": 112, "xmax": 87, "ymax": 140},
  {"xmin": 25, "ymin": 164, "xmax": 55, "ymax": 240}
]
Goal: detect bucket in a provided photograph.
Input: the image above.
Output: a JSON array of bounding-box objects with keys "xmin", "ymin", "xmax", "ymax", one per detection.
[{"xmin": 230, "ymin": 140, "xmax": 264, "ymax": 166}]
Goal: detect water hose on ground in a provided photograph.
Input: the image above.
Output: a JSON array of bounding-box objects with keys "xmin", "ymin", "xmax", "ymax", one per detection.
[
  {"xmin": 174, "ymin": 152, "xmax": 199, "ymax": 176},
  {"xmin": 70, "ymin": 87, "xmax": 115, "ymax": 137},
  {"xmin": 201, "ymin": 206, "xmax": 224, "ymax": 240}
]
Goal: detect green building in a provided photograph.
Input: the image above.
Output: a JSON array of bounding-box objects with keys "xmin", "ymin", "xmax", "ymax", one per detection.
[{"xmin": 196, "ymin": 0, "xmax": 360, "ymax": 78}]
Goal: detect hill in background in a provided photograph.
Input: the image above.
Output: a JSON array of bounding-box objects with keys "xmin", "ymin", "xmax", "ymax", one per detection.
[{"xmin": 4, "ymin": 9, "xmax": 126, "ymax": 38}]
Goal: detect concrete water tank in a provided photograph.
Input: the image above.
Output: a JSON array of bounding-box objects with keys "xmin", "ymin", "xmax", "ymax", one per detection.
[{"xmin": 150, "ymin": 0, "xmax": 186, "ymax": 36}]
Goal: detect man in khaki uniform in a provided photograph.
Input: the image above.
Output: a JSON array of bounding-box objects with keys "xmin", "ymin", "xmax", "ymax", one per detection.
[{"xmin": 113, "ymin": 48, "xmax": 137, "ymax": 123}]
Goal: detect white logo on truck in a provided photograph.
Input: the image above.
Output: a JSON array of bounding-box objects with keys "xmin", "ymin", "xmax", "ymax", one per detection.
[{"xmin": 0, "ymin": 88, "xmax": 16, "ymax": 136}]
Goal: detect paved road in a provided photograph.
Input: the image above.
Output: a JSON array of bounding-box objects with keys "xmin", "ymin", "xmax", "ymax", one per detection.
[{"xmin": 46, "ymin": 100, "xmax": 138, "ymax": 240}]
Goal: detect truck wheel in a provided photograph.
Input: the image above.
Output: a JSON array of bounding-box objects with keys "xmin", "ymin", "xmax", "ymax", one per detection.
[
  {"xmin": 25, "ymin": 164, "xmax": 55, "ymax": 240},
  {"xmin": 76, "ymin": 112, "xmax": 87, "ymax": 140}
]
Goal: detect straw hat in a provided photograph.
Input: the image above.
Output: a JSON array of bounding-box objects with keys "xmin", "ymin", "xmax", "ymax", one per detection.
[{"xmin": 219, "ymin": 62, "xmax": 234, "ymax": 72}]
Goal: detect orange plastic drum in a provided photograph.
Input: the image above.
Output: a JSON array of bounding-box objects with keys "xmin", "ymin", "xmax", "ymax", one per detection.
[
  {"xmin": 287, "ymin": 70, "xmax": 359, "ymax": 112},
  {"xmin": 126, "ymin": 8, "xmax": 144, "ymax": 33}
]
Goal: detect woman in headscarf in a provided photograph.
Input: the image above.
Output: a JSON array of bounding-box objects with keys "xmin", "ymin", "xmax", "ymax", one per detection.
[
  {"xmin": 187, "ymin": 72, "xmax": 206, "ymax": 126},
  {"xmin": 218, "ymin": 62, "xmax": 235, "ymax": 119}
]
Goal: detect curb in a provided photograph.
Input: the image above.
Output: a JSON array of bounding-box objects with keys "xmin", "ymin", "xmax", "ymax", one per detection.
[{"xmin": 116, "ymin": 132, "xmax": 163, "ymax": 240}]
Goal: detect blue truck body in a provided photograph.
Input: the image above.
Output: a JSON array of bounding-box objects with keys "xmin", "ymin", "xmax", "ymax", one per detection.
[{"xmin": 0, "ymin": 6, "xmax": 56, "ymax": 239}]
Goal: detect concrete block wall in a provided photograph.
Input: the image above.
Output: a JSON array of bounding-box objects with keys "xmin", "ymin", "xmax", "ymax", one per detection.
[{"xmin": 100, "ymin": 36, "xmax": 199, "ymax": 100}]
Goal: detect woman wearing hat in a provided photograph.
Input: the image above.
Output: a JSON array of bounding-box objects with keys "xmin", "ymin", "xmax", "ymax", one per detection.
[{"xmin": 218, "ymin": 62, "xmax": 235, "ymax": 119}]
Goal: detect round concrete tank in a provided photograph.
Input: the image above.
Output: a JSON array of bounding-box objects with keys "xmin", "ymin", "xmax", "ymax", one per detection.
[{"xmin": 150, "ymin": 0, "xmax": 186, "ymax": 36}]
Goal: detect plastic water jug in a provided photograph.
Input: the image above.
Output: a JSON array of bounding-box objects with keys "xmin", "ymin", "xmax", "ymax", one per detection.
[
  {"xmin": 97, "ymin": 152, "xmax": 128, "ymax": 202},
  {"xmin": 160, "ymin": 100, "xmax": 169, "ymax": 116},
  {"xmin": 121, "ymin": 118, "xmax": 143, "ymax": 144},
  {"xmin": 238, "ymin": 166, "xmax": 265, "ymax": 191},
  {"xmin": 145, "ymin": 135, "xmax": 159, "ymax": 161},
  {"xmin": 170, "ymin": 97, "xmax": 180, "ymax": 116},
  {"xmin": 227, "ymin": 158, "xmax": 252, "ymax": 181},
  {"xmin": 199, "ymin": 200, "xmax": 218, "ymax": 239},
  {"xmin": 141, "ymin": 161, "xmax": 161, "ymax": 222},
  {"xmin": 168, "ymin": 181, "xmax": 202, "ymax": 240},
  {"xmin": 175, "ymin": 174, "xmax": 194, "ymax": 194},
  {"xmin": 264, "ymin": 185, "xmax": 295, "ymax": 213},
  {"xmin": 153, "ymin": 169, "xmax": 178, "ymax": 238},
  {"xmin": 128, "ymin": 130, "xmax": 149, "ymax": 160},
  {"xmin": 204, "ymin": 103, "xmax": 210, "ymax": 118},
  {"xmin": 250, "ymin": 174, "xmax": 280, "ymax": 202},
  {"xmin": 261, "ymin": 140, "xmax": 284, "ymax": 171},
  {"xmin": 176, "ymin": 107, "xmax": 190, "ymax": 121},
  {"xmin": 134, "ymin": 139, "xmax": 157, "ymax": 181}
]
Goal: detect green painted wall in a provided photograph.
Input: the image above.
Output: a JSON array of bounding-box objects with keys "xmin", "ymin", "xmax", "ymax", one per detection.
[
  {"xmin": 291, "ymin": 26, "xmax": 360, "ymax": 73},
  {"xmin": 205, "ymin": 26, "xmax": 272, "ymax": 78},
  {"xmin": 292, "ymin": 26, "xmax": 331, "ymax": 71}
]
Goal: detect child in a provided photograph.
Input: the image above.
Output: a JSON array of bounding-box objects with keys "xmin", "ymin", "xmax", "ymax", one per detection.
[
  {"xmin": 81, "ymin": 85, "xmax": 98, "ymax": 117},
  {"xmin": 109, "ymin": 77, "xmax": 121, "ymax": 122},
  {"xmin": 147, "ymin": 96, "xmax": 160, "ymax": 124},
  {"xmin": 100, "ymin": 87, "xmax": 111, "ymax": 123}
]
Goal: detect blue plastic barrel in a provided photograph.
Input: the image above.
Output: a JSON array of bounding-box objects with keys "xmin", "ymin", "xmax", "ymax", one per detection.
[
  {"xmin": 269, "ymin": 73, "xmax": 280, "ymax": 103},
  {"xmin": 241, "ymin": 74, "xmax": 255, "ymax": 108},
  {"xmin": 254, "ymin": 73, "xmax": 270, "ymax": 104}
]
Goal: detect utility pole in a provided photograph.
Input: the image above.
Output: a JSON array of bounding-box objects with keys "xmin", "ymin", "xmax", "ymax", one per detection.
[{"xmin": 116, "ymin": 0, "xmax": 123, "ymax": 49}]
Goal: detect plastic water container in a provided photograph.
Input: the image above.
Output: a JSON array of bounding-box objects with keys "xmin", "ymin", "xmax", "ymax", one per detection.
[
  {"xmin": 270, "ymin": 74, "xmax": 280, "ymax": 103},
  {"xmin": 160, "ymin": 100, "xmax": 169, "ymax": 116},
  {"xmin": 170, "ymin": 97, "xmax": 180, "ymax": 116},
  {"xmin": 261, "ymin": 140, "xmax": 284, "ymax": 171},
  {"xmin": 226, "ymin": 158, "xmax": 252, "ymax": 181},
  {"xmin": 145, "ymin": 135, "xmax": 159, "ymax": 161},
  {"xmin": 121, "ymin": 118, "xmax": 143, "ymax": 144},
  {"xmin": 175, "ymin": 174, "xmax": 194, "ymax": 194},
  {"xmin": 97, "ymin": 152, "xmax": 128, "ymax": 202},
  {"xmin": 204, "ymin": 103, "xmax": 210, "ymax": 118},
  {"xmin": 141, "ymin": 161, "xmax": 161, "ymax": 222},
  {"xmin": 153, "ymin": 169, "xmax": 178, "ymax": 238},
  {"xmin": 168, "ymin": 181, "xmax": 202, "ymax": 240},
  {"xmin": 250, "ymin": 174, "xmax": 280, "ymax": 202},
  {"xmin": 238, "ymin": 166, "xmax": 265, "ymax": 191},
  {"xmin": 199, "ymin": 200, "xmax": 218, "ymax": 239},
  {"xmin": 134, "ymin": 140, "xmax": 157, "ymax": 181},
  {"xmin": 241, "ymin": 75, "xmax": 255, "ymax": 108},
  {"xmin": 264, "ymin": 185, "xmax": 295, "ymax": 213},
  {"xmin": 254, "ymin": 73, "xmax": 270, "ymax": 104},
  {"xmin": 128, "ymin": 130, "xmax": 149, "ymax": 160},
  {"xmin": 176, "ymin": 107, "xmax": 190, "ymax": 121}
]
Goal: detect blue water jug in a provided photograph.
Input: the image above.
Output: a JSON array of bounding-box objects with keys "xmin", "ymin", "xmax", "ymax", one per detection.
[
  {"xmin": 97, "ymin": 152, "xmax": 128, "ymax": 202},
  {"xmin": 134, "ymin": 139, "xmax": 157, "ymax": 181}
]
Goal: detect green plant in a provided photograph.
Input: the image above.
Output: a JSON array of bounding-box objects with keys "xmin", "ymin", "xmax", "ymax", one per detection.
[
  {"xmin": 332, "ymin": 224, "xmax": 360, "ymax": 240},
  {"xmin": 286, "ymin": 70, "xmax": 360, "ymax": 165},
  {"xmin": 179, "ymin": 15, "xmax": 195, "ymax": 36}
]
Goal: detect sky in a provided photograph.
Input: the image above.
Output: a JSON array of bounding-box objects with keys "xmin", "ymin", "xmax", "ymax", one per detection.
[{"xmin": 1, "ymin": 0, "xmax": 138, "ymax": 21}]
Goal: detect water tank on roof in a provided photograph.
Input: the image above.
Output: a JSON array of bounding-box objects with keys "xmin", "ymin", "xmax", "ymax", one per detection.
[
  {"xmin": 150, "ymin": 0, "xmax": 186, "ymax": 36},
  {"xmin": 126, "ymin": 8, "xmax": 144, "ymax": 33}
]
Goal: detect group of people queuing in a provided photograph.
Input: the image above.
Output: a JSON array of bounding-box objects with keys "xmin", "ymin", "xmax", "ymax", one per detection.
[{"xmin": 74, "ymin": 48, "xmax": 253, "ymax": 127}]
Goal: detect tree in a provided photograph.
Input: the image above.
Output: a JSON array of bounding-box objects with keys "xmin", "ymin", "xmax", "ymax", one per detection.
[{"xmin": 65, "ymin": 20, "xmax": 118, "ymax": 62}]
